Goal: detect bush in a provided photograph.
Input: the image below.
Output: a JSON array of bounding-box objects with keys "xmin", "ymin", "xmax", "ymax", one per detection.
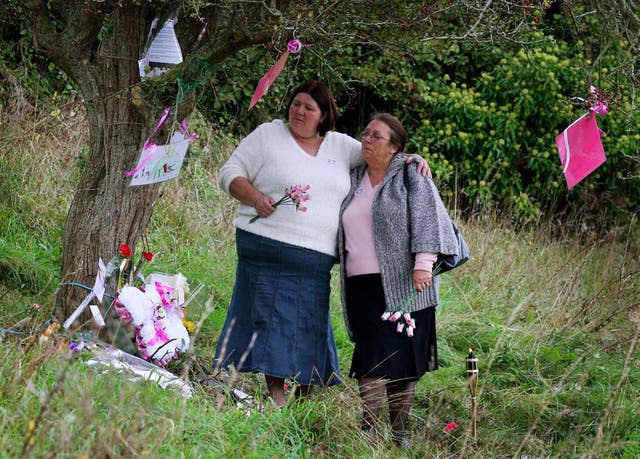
[{"xmin": 407, "ymin": 32, "xmax": 640, "ymax": 222}]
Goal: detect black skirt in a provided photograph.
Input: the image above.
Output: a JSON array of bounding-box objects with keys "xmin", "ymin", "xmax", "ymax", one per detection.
[{"xmin": 345, "ymin": 273, "xmax": 438, "ymax": 381}]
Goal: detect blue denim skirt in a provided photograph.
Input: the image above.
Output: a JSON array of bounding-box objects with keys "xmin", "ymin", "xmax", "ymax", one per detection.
[{"xmin": 214, "ymin": 229, "xmax": 341, "ymax": 386}]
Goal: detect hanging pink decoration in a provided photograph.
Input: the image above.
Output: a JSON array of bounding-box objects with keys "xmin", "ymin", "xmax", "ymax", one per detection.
[
  {"xmin": 287, "ymin": 39, "xmax": 303, "ymax": 53},
  {"xmin": 248, "ymin": 39, "xmax": 305, "ymax": 111},
  {"xmin": 588, "ymin": 85, "xmax": 608, "ymax": 115},
  {"xmin": 555, "ymin": 113, "xmax": 606, "ymax": 189},
  {"xmin": 555, "ymin": 86, "xmax": 608, "ymax": 189}
]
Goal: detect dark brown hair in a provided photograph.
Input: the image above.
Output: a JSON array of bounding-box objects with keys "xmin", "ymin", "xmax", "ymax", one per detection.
[
  {"xmin": 286, "ymin": 80, "xmax": 338, "ymax": 135},
  {"xmin": 372, "ymin": 113, "xmax": 407, "ymax": 153}
]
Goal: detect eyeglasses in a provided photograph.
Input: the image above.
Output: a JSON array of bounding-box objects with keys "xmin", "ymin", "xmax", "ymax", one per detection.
[{"xmin": 361, "ymin": 130, "xmax": 389, "ymax": 142}]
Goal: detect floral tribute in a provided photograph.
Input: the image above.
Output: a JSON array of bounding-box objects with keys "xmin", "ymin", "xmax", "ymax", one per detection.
[
  {"xmin": 249, "ymin": 184, "xmax": 311, "ymax": 223},
  {"xmin": 381, "ymin": 311, "xmax": 416, "ymax": 337},
  {"xmin": 380, "ymin": 290, "xmax": 419, "ymax": 337},
  {"xmin": 109, "ymin": 243, "xmax": 191, "ymax": 366}
]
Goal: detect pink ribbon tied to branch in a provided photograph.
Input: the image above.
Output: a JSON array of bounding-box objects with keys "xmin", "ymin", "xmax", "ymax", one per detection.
[
  {"xmin": 124, "ymin": 107, "xmax": 171, "ymax": 177},
  {"xmin": 248, "ymin": 39, "xmax": 306, "ymax": 111}
]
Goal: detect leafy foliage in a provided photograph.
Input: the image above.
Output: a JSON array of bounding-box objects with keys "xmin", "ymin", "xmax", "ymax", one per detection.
[{"xmin": 406, "ymin": 33, "xmax": 640, "ymax": 222}]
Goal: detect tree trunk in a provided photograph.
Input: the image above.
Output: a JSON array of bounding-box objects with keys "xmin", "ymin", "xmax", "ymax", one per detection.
[
  {"xmin": 37, "ymin": 2, "xmax": 282, "ymax": 330},
  {"xmin": 55, "ymin": 5, "xmax": 161, "ymax": 330}
]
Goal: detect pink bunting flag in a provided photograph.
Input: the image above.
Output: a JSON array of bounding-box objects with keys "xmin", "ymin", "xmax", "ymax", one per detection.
[
  {"xmin": 248, "ymin": 39, "xmax": 305, "ymax": 111},
  {"xmin": 555, "ymin": 113, "xmax": 606, "ymax": 189}
]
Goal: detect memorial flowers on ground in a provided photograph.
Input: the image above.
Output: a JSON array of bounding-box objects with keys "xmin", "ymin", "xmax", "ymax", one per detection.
[{"xmin": 110, "ymin": 243, "xmax": 192, "ymax": 366}]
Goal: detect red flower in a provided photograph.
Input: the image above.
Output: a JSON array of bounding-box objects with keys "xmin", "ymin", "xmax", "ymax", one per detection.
[
  {"xmin": 119, "ymin": 244, "xmax": 132, "ymax": 258},
  {"xmin": 142, "ymin": 251, "xmax": 154, "ymax": 262},
  {"xmin": 445, "ymin": 421, "xmax": 458, "ymax": 432}
]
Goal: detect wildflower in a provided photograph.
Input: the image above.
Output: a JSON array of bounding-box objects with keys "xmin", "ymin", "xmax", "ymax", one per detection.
[
  {"xmin": 42, "ymin": 322, "xmax": 60, "ymax": 337},
  {"xmin": 182, "ymin": 319, "xmax": 196, "ymax": 333},
  {"xmin": 69, "ymin": 341, "xmax": 85, "ymax": 353}
]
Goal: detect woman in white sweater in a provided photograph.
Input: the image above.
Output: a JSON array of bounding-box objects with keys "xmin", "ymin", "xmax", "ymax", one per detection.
[{"xmin": 214, "ymin": 80, "xmax": 427, "ymax": 406}]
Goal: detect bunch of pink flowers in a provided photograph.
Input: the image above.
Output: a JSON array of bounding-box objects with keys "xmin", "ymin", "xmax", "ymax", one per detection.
[
  {"xmin": 381, "ymin": 311, "xmax": 416, "ymax": 337},
  {"xmin": 250, "ymin": 183, "xmax": 311, "ymax": 223}
]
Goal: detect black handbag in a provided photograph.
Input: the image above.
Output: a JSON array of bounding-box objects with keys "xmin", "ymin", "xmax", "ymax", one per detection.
[{"xmin": 433, "ymin": 221, "xmax": 470, "ymax": 275}]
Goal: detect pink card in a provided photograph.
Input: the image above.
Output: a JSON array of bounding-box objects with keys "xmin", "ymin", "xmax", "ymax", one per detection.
[{"xmin": 556, "ymin": 113, "xmax": 606, "ymax": 189}]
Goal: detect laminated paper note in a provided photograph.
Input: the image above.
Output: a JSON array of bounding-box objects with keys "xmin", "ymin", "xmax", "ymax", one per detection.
[
  {"xmin": 138, "ymin": 18, "xmax": 183, "ymax": 79},
  {"xmin": 129, "ymin": 132, "xmax": 189, "ymax": 187},
  {"xmin": 556, "ymin": 113, "xmax": 606, "ymax": 189}
]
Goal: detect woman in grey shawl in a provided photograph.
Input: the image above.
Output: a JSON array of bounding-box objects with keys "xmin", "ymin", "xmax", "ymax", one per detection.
[{"xmin": 338, "ymin": 113, "xmax": 459, "ymax": 448}]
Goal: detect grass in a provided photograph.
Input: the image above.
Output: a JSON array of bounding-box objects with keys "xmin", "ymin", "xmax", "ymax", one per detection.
[{"xmin": 1, "ymin": 93, "xmax": 640, "ymax": 458}]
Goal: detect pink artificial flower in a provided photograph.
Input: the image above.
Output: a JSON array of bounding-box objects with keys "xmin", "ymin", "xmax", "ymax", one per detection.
[
  {"xmin": 155, "ymin": 281, "xmax": 174, "ymax": 308},
  {"xmin": 445, "ymin": 421, "xmax": 458, "ymax": 432},
  {"xmin": 396, "ymin": 322, "xmax": 405, "ymax": 333},
  {"xmin": 592, "ymin": 100, "xmax": 608, "ymax": 115},
  {"xmin": 406, "ymin": 326, "xmax": 414, "ymax": 337},
  {"xmin": 250, "ymin": 183, "xmax": 312, "ymax": 223},
  {"xmin": 381, "ymin": 311, "xmax": 391, "ymax": 321},
  {"xmin": 287, "ymin": 39, "xmax": 303, "ymax": 53},
  {"xmin": 389, "ymin": 311, "xmax": 402, "ymax": 322}
]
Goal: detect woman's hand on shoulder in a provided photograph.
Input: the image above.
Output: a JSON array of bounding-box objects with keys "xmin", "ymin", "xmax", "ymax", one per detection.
[
  {"xmin": 404, "ymin": 154, "xmax": 432, "ymax": 178},
  {"xmin": 413, "ymin": 269, "xmax": 433, "ymax": 292}
]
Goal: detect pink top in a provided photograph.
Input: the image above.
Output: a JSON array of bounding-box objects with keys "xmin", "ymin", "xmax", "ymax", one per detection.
[{"xmin": 342, "ymin": 171, "xmax": 437, "ymax": 277}]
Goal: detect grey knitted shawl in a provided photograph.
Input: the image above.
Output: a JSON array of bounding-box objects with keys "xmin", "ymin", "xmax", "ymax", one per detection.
[{"xmin": 338, "ymin": 154, "xmax": 459, "ymax": 341}]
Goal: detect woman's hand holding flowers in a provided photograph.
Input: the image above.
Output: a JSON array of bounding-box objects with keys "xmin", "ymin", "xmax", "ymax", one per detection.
[
  {"xmin": 250, "ymin": 184, "xmax": 311, "ymax": 223},
  {"xmin": 254, "ymin": 192, "xmax": 276, "ymax": 218}
]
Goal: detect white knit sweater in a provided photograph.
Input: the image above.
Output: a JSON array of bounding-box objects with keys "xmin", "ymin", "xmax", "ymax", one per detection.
[{"xmin": 218, "ymin": 119, "xmax": 362, "ymax": 257}]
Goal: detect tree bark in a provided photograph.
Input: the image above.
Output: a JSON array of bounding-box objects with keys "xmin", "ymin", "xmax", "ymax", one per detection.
[
  {"xmin": 33, "ymin": 1, "xmax": 284, "ymax": 326},
  {"xmin": 51, "ymin": 4, "xmax": 161, "ymax": 324}
]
